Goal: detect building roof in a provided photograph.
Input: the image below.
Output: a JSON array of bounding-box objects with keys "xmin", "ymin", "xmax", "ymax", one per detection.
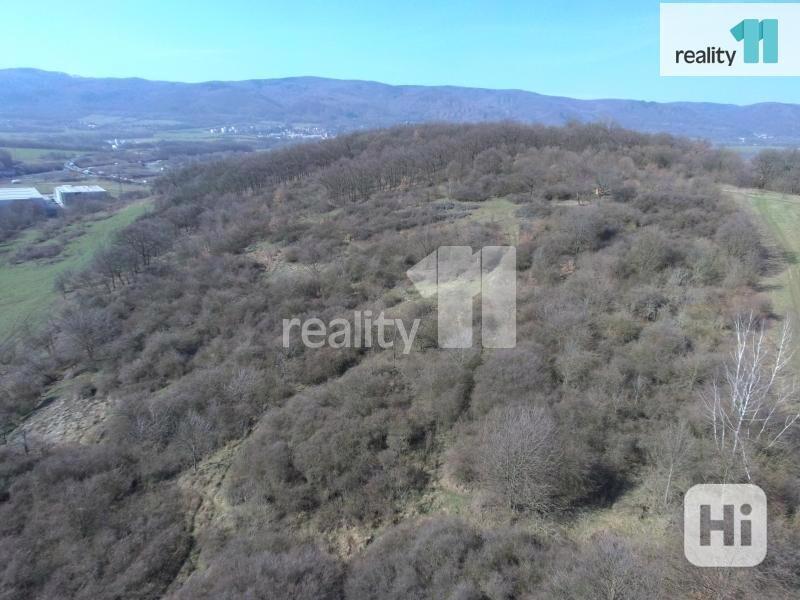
[
  {"xmin": 0, "ymin": 187, "xmax": 45, "ymax": 202},
  {"xmin": 54, "ymin": 185, "xmax": 107, "ymax": 194}
]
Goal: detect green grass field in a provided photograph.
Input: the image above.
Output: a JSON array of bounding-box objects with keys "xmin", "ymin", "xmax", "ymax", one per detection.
[
  {"xmin": 726, "ymin": 185, "xmax": 800, "ymax": 320},
  {"xmin": 1, "ymin": 147, "xmax": 72, "ymax": 162},
  {"xmin": 469, "ymin": 197, "xmax": 520, "ymax": 243},
  {"xmin": 429, "ymin": 196, "xmax": 521, "ymax": 242},
  {"xmin": 0, "ymin": 200, "xmax": 151, "ymax": 340}
]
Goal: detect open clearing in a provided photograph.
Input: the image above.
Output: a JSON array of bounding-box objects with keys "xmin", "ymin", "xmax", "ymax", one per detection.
[
  {"xmin": 1, "ymin": 146, "xmax": 72, "ymax": 162},
  {"xmin": 0, "ymin": 200, "xmax": 151, "ymax": 340},
  {"xmin": 726, "ymin": 186, "xmax": 800, "ymax": 321}
]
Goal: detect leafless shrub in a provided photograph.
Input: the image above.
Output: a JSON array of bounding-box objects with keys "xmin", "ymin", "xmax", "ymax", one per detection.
[
  {"xmin": 545, "ymin": 533, "xmax": 666, "ymax": 600},
  {"xmin": 477, "ymin": 404, "xmax": 562, "ymax": 512}
]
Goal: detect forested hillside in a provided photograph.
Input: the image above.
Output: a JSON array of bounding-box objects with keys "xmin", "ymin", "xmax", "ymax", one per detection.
[{"xmin": 2, "ymin": 123, "xmax": 799, "ymax": 599}]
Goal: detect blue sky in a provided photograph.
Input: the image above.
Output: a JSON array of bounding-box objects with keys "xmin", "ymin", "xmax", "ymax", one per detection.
[{"xmin": 3, "ymin": 0, "xmax": 800, "ymax": 104}]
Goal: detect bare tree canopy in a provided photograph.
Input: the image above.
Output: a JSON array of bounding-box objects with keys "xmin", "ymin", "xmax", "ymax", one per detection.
[{"xmin": 478, "ymin": 404, "xmax": 562, "ymax": 512}]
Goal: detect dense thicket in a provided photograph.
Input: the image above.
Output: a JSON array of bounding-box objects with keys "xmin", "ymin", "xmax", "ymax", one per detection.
[
  {"xmin": 752, "ymin": 147, "xmax": 800, "ymax": 193},
  {"xmin": 0, "ymin": 201, "xmax": 50, "ymax": 242},
  {"xmin": 0, "ymin": 445, "xmax": 190, "ymax": 600},
  {"xmin": 1, "ymin": 123, "xmax": 798, "ymax": 599}
]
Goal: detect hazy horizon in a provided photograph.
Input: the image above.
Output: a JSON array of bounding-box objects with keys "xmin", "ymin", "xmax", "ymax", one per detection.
[
  {"xmin": 3, "ymin": 65, "xmax": 799, "ymax": 108},
  {"xmin": 3, "ymin": 0, "xmax": 800, "ymax": 105}
]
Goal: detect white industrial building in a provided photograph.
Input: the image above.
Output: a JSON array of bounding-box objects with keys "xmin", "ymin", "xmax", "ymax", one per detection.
[
  {"xmin": 0, "ymin": 187, "xmax": 59, "ymax": 215},
  {"xmin": 53, "ymin": 185, "xmax": 108, "ymax": 207},
  {"xmin": 0, "ymin": 187, "xmax": 47, "ymax": 205}
]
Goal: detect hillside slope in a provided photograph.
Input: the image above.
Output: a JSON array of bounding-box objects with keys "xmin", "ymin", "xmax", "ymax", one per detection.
[
  {"xmin": 2, "ymin": 124, "xmax": 799, "ymax": 599},
  {"xmin": 0, "ymin": 200, "xmax": 151, "ymax": 341}
]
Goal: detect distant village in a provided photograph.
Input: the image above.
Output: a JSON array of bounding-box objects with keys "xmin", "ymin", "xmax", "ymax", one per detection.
[{"xmin": 207, "ymin": 124, "xmax": 330, "ymax": 139}]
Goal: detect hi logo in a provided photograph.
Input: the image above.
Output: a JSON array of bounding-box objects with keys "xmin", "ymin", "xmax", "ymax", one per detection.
[
  {"xmin": 407, "ymin": 246, "xmax": 516, "ymax": 349},
  {"xmin": 684, "ymin": 484, "xmax": 767, "ymax": 567},
  {"xmin": 731, "ymin": 19, "xmax": 778, "ymax": 63}
]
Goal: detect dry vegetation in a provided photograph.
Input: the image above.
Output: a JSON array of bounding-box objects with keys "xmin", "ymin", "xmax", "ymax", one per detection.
[{"xmin": 2, "ymin": 123, "xmax": 800, "ymax": 599}]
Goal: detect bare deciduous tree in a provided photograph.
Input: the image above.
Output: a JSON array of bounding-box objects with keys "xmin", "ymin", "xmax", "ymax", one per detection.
[
  {"xmin": 58, "ymin": 308, "xmax": 113, "ymax": 363},
  {"xmin": 478, "ymin": 404, "xmax": 561, "ymax": 512},
  {"xmin": 117, "ymin": 218, "xmax": 172, "ymax": 267},
  {"xmin": 645, "ymin": 421, "xmax": 694, "ymax": 509},
  {"xmin": 705, "ymin": 314, "xmax": 800, "ymax": 480},
  {"xmin": 175, "ymin": 411, "xmax": 214, "ymax": 471}
]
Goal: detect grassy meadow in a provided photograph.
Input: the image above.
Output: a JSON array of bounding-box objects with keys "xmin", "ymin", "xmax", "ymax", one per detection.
[
  {"xmin": 0, "ymin": 200, "xmax": 151, "ymax": 340},
  {"xmin": 726, "ymin": 186, "xmax": 800, "ymax": 320},
  {"xmin": 1, "ymin": 146, "xmax": 72, "ymax": 162}
]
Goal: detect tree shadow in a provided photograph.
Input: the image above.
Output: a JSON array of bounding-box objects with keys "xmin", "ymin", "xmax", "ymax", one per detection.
[{"xmin": 574, "ymin": 464, "xmax": 633, "ymax": 509}]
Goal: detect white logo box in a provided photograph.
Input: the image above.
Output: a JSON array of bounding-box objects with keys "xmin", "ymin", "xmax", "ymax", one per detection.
[
  {"xmin": 661, "ymin": 3, "xmax": 800, "ymax": 76},
  {"xmin": 684, "ymin": 483, "xmax": 767, "ymax": 567}
]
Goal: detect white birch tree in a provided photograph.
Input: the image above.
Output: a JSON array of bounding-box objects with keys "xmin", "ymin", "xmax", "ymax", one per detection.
[{"xmin": 705, "ymin": 313, "xmax": 800, "ymax": 480}]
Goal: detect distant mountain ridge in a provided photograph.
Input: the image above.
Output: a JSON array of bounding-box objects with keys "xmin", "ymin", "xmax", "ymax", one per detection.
[{"xmin": 2, "ymin": 68, "xmax": 800, "ymax": 144}]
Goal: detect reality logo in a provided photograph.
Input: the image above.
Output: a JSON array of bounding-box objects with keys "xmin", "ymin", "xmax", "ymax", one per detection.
[{"xmin": 407, "ymin": 246, "xmax": 516, "ymax": 349}]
